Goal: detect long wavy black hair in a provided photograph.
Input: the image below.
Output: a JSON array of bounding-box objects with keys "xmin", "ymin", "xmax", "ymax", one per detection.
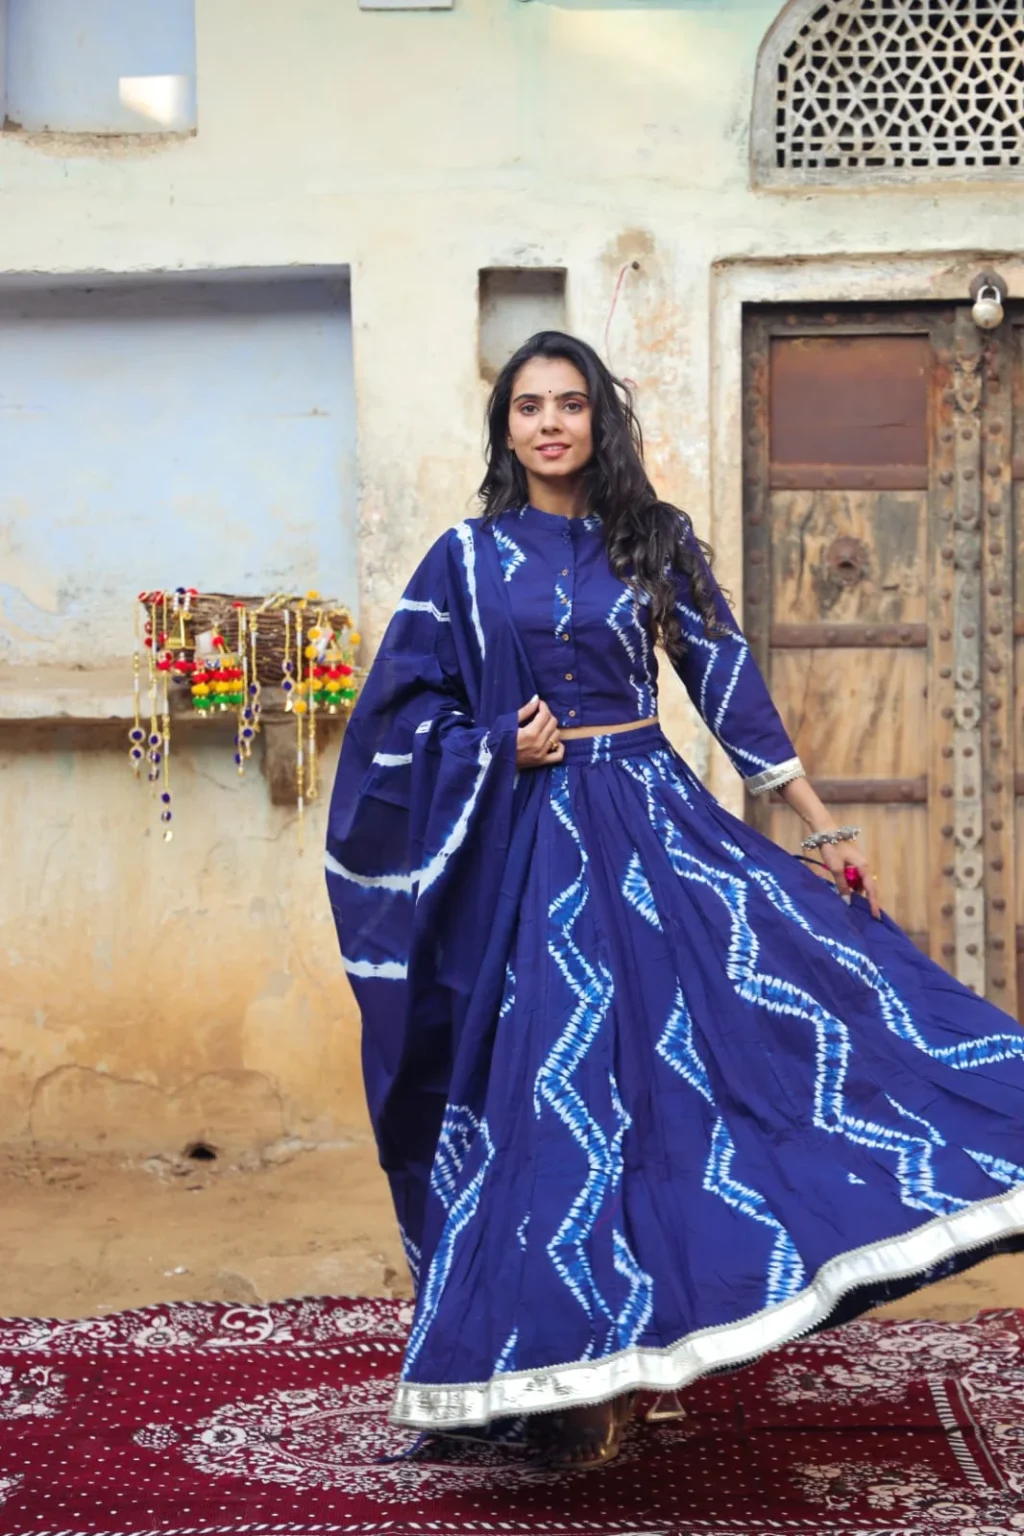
[{"xmin": 477, "ymin": 330, "xmax": 726, "ymax": 661}]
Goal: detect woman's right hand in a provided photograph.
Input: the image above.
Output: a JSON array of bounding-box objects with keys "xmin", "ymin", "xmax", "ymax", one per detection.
[{"xmin": 516, "ymin": 696, "xmax": 564, "ymax": 768}]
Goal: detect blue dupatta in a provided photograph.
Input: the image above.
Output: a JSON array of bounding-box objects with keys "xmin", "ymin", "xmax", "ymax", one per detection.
[{"xmin": 326, "ymin": 520, "xmax": 539, "ymax": 1282}]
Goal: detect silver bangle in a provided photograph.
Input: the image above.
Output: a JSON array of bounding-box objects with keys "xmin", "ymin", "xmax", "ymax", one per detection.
[{"xmin": 800, "ymin": 825, "xmax": 860, "ymax": 852}]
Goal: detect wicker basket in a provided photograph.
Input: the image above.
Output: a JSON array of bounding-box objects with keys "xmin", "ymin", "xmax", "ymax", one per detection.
[{"xmin": 160, "ymin": 593, "xmax": 358, "ymax": 688}]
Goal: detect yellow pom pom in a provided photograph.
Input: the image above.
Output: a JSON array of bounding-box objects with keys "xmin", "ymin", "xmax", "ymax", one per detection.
[
  {"xmin": 349, "ymin": 632, "xmax": 361, "ymax": 646},
  {"xmin": 293, "ymin": 699, "xmax": 308, "ymax": 715},
  {"xmin": 308, "ymin": 627, "xmax": 321, "ymax": 640},
  {"xmin": 306, "ymin": 589, "xmax": 320, "ymax": 601},
  {"xmin": 304, "ymin": 644, "xmax": 317, "ymax": 659}
]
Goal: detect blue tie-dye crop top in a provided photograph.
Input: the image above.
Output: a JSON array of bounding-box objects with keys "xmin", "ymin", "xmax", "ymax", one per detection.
[{"xmin": 496, "ymin": 504, "xmax": 804, "ymax": 797}]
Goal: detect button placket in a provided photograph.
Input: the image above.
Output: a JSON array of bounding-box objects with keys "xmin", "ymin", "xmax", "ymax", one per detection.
[{"xmin": 556, "ymin": 537, "xmax": 581, "ymax": 728}]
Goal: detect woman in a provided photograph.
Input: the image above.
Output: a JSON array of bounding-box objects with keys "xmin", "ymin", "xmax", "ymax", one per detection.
[{"xmin": 327, "ymin": 331, "xmax": 1024, "ymax": 1469}]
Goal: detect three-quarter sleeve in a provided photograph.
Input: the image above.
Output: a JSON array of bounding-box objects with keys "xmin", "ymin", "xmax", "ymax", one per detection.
[{"xmin": 670, "ymin": 532, "xmax": 805, "ymax": 796}]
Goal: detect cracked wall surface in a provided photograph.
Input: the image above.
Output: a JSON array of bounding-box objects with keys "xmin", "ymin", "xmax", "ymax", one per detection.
[
  {"xmin": 1, "ymin": 732, "xmax": 362, "ymax": 1156},
  {"xmin": 3, "ymin": 0, "xmax": 1024, "ymax": 1157}
]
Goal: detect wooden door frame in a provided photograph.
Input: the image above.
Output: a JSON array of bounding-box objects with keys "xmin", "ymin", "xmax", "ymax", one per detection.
[{"xmin": 707, "ymin": 251, "xmax": 1024, "ymax": 814}]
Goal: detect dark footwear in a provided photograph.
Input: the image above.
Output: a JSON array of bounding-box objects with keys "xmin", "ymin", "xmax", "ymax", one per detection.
[{"xmin": 529, "ymin": 1399, "xmax": 626, "ymax": 1471}]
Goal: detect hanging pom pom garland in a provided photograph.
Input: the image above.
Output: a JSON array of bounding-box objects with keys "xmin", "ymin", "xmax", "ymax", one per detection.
[
  {"xmin": 128, "ymin": 590, "xmax": 361, "ymax": 845},
  {"xmin": 130, "ymin": 591, "xmax": 177, "ymax": 840},
  {"xmin": 128, "ymin": 599, "xmax": 146, "ymax": 775}
]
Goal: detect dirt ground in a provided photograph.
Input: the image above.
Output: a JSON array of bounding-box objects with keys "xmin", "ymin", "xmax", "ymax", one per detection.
[
  {"xmin": 0, "ymin": 1139, "xmax": 412, "ymax": 1319},
  {"xmin": 2, "ymin": 1140, "xmax": 1022, "ymax": 1323}
]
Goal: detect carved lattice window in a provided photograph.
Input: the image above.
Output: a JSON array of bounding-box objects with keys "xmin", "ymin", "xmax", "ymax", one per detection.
[{"xmin": 752, "ymin": 0, "xmax": 1024, "ymax": 184}]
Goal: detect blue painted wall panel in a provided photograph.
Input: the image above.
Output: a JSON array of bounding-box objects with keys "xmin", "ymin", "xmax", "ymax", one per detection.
[
  {"xmin": 6, "ymin": 0, "xmax": 196, "ymax": 134},
  {"xmin": 0, "ymin": 277, "xmax": 357, "ymax": 663}
]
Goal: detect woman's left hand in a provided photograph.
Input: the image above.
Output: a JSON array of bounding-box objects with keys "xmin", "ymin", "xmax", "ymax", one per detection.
[
  {"xmin": 778, "ymin": 777, "xmax": 881, "ymax": 919},
  {"xmin": 818, "ymin": 838, "xmax": 881, "ymax": 920}
]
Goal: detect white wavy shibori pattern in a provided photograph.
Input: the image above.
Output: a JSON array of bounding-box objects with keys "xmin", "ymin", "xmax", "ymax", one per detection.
[
  {"xmin": 395, "ymin": 596, "xmax": 450, "ymax": 623},
  {"xmin": 534, "ymin": 770, "xmax": 653, "ymax": 1356},
  {"xmin": 656, "ymin": 983, "xmax": 805, "ymax": 1305},
  {"xmin": 327, "ymin": 734, "xmax": 495, "ymax": 980},
  {"xmin": 622, "ymin": 849, "xmax": 661, "ymax": 929},
  {"xmin": 607, "ymin": 590, "xmax": 655, "ymax": 720},
  {"xmin": 456, "ymin": 520, "xmax": 485, "ymax": 660},
  {"xmin": 675, "ymin": 604, "xmax": 773, "ymax": 776},
  {"xmin": 493, "ymin": 527, "xmax": 525, "ymax": 583},
  {"xmin": 733, "ymin": 852, "xmax": 1024, "ymax": 1076},
  {"xmin": 403, "ymin": 1120, "xmax": 495, "ymax": 1373},
  {"xmin": 431, "ymin": 1105, "xmax": 481, "ymax": 1214},
  {"xmin": 624, "ymin": 753, "xmax": 969, "ymax": 1228}
]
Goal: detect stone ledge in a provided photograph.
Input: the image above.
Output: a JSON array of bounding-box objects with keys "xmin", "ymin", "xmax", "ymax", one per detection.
[{"xmin": 0, "ymin": 666, "xmax": 138, "ymax": 722}]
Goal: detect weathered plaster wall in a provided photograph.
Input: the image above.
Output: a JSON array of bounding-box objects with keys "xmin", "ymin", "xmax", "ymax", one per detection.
[
  {"xmin": 0, "ymin": 729, "xmax": 357, "ymax": 1156},
  {"xmin": 2, "ymin": 0, "xmax": 1022, "ymax": 1157}
]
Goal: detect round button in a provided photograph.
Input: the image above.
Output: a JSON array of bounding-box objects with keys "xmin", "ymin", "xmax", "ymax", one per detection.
[
  {"xmin": 561, "ymin": 568, "xmax": 569, "ymax": 576},
  {"xmin": 568, "ymin": 710, "xmax": 577, "ymax": 718},
  {"xmin": 562, "ymin": 634, "xmax": 570, "ymax": 642},
  {"xmin": 565, "ymin": 672, "xmax": 574, "ymax": 681}
]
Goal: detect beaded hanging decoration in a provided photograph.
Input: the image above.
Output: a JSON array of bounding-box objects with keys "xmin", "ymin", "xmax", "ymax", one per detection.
[
  {"xmin": 129, "ymin": 589, "xmax": 360, "ymax": 845},
  {"xmin": 129, "ymin": 590, "xmax": 184, "ymax": 840}
]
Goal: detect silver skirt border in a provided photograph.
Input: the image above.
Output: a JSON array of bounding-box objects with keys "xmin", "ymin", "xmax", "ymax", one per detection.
[{"xmin": 391, "ymin": 1182, "xmax": 1024, "ymax": 1428}]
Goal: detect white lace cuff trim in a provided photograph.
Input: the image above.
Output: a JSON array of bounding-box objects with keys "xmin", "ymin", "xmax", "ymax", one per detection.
[
  {"xmin": 391, "ymin": 1182, "xmax": 1024, "ymax": 1428},
  {"xmin": 745, "ymin": 757, "xmax": 805, "ymax": 797}
]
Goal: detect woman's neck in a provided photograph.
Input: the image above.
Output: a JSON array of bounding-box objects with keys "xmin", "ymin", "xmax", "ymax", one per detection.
[{"xmin": 525, "ymin": 476, "xmax": 587, "ymax": 519}]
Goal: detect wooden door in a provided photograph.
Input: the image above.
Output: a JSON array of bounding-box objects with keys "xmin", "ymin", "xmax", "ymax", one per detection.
[
  {"xmin": 1010, "ymin": 324, "xmax": 1024, "ymax": 1011},
  {"xmin": 743, "ymin": 305, "xmax": 1020, "ymax": 1020}
]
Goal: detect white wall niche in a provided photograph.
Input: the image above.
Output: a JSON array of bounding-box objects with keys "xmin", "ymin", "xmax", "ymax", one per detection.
[{"xmin": 478, "ymin": 268, "xmax": 568, "ymax": 385}]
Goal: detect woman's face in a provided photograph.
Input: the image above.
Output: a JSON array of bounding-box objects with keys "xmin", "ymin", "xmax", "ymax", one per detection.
[{"xmin": 507, "ymin": 356, "xmax": 593, "ymax": 485}]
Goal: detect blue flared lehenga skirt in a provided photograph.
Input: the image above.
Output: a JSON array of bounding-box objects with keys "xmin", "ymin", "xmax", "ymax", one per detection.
[{"xmin": 393, "ymin": 725, "xmax": 1024, "ymax": 1428}]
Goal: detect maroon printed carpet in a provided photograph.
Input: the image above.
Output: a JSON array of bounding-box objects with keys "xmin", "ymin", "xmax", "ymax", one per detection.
[{"xmin": 1, "ymin": 1298, "xmax": 1023, "ymax": 1535}]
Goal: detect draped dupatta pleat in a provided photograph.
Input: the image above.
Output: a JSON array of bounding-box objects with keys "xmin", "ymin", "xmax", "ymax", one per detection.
[{"xmin": 326, "ymin": 520, "xmax": 537, "ymax": 1281}]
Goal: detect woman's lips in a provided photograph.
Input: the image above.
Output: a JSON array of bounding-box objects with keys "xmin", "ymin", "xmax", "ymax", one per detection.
[{"xmin": 537, "ymin": 444, "xmax": 570, "ymax": 458}]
